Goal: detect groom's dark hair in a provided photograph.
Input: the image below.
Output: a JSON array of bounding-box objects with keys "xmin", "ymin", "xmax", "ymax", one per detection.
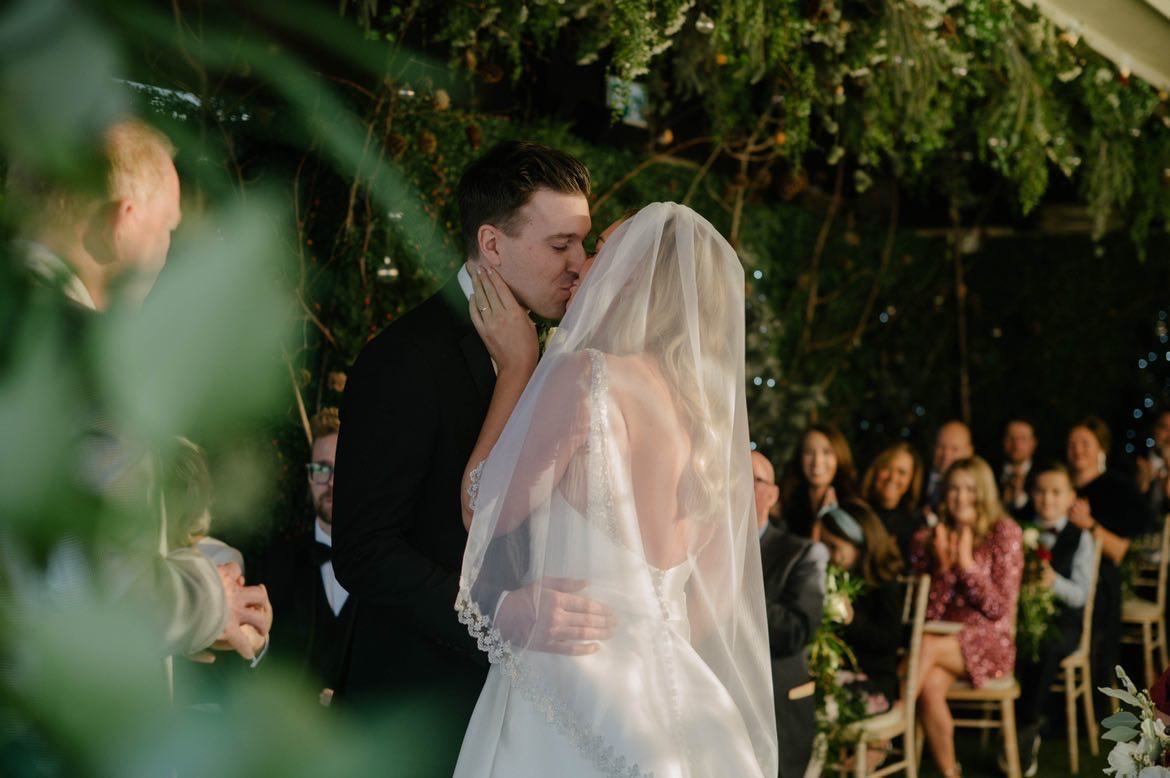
[{"xmin": 457, "ymin": 140, "xmax": 590, "ymax": 257}]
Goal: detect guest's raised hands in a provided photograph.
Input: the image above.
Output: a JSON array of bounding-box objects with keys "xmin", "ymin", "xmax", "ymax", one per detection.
[
  {"xmin": 956, "ymin": 524, "xmax": 975, "ymax": 572},
  {"xmin": 469, "ymin": 265, "xmax": 538, "ymax": 376},
  {"xmin": 932, "ymin": 523, "xmax": 953, "ymax": 572},
  {"xmin": 1068, "ymin": 497, "xmax": 1094, "ymax": 530}
]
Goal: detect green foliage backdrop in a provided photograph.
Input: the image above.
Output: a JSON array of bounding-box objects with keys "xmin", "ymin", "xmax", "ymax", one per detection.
[{"xmin": 2, "ymin": 0, "xmax": 1168, "ymax": 773}]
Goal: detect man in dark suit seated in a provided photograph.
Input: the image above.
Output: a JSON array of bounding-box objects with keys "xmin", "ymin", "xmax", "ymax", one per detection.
[
  {"xmin": 754, "ymin": 450, "xmax": 828, "ymax": 778},
  {"xmin": 998, "ymin": 417, "xmax": 1038, "ymax": 520},
  {"xmin": 252, "ymin": 407, "xmax": 354, "ymax": 704}
]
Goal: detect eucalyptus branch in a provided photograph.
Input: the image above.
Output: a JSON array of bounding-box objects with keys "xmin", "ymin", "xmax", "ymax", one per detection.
[
  {"xmin": 800, "ymin": 163, "xmax": 846, "ymax": 353},
  {"xmin": 683, "ymin": 143, "xmax": 723, "ymax": 205},
  {"xmin": 592, "ymin": 136, "xmax": 713, "ymax": 212}
]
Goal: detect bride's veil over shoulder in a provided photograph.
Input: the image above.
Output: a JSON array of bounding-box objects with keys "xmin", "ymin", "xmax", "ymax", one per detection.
[{"xmin": 457, "ymin": 202, "xmax": 778, "ymax": 776}]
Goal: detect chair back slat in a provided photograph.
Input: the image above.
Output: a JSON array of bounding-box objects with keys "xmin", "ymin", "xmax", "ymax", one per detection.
[
  {"xmin": 902, "ymin": 574, "xmax": 931, "ymax": 733},
  {"xmin": 1079, "ymin": 538, "xmax": 1104, "ymax": 657}
]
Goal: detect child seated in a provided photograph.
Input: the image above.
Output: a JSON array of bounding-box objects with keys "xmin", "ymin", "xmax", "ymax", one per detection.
[
  {"xmin": 1013, "ymin": 462, "xmax": 1095, "ymax": 776},
  {"xmin": 820, "ymin": 500, "xmax": 905, "ymax": 715}
]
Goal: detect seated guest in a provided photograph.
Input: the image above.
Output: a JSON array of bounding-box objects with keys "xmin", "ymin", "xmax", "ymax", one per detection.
[
  {"xmin": 820, "ymin": 500, "xmax": 904, "ymax": 714},
  {"xmin": 756, "ymin": 450, "xmax": 828, "ymax": 778},
  {"xmin": 910, "ymin": 456, "xmax": 1022, "ymax": 778},
  {"xmin": 252, "ymin": 408, "xmax": 354, "ymax": 703},
  {"xmin": 998, "ymin": 418, "xmax": 1038, "ymax": 520},
  {"xmin": 861, "ymin": 442, "xmax": 924, "ymax": 559},
  {"xmin": 1013, "ymin": 462, "xmax": 1095, "ymax": 776},
  {"xmin": 1066, "ymin": 417, "xmax": 1153, "ymax": 713},
  {"xmin": 923, "ymin": 421, "xmax": 974, "ymax": 512},
  {"xmin": 1136, "ymin": 409, "xmax": 1170, "ymax": 515},
  {"xmin": 779, "ymin": 423, "xmax": 858, "ymax": 539}
]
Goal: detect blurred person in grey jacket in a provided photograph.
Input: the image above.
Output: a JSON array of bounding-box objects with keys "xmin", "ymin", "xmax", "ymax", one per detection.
[{"xmin": 6, "ymin": 117, "xmax": 269, "ymax": 659}]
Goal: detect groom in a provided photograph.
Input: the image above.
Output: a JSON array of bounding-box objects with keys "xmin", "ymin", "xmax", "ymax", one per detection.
[{"xmin": 333, "ymin": 140, "xmax": 601, "ymax": 765}]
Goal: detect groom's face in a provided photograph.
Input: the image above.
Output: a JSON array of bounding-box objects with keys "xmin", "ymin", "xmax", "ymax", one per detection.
[{"xmin": 485, "ymin": 189, "xmax": 590, "ymax": 320}]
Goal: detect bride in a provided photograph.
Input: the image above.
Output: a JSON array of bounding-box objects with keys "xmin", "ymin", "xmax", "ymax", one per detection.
[{"xmin": 453, "ymin": 202, "xmax": 778, "ymax": 777}]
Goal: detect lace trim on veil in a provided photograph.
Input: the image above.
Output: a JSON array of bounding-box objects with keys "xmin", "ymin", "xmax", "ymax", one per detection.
[
  {"xmin": 455, "ymin": 348, "xmax": 652, "ymax": 778},
  {"xmin": 454, "ymin": 589, "xmax": 651, "ymax": 778}
]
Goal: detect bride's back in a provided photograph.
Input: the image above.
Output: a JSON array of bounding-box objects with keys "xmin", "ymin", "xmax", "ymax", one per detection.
[
  {"xmin": 604, "ymin": 353, "xmax": 694, "ymax": 571},
  {"xmin": 457, "ymin": 203, "xmax": 778, "ymax": 778}
]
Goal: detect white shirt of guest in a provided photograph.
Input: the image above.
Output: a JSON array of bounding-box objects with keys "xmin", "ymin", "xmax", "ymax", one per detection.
[
  {"xmin": 1038, "ymin": 515, "xmax": 1094, "ymax": 609},
  {"xmin": 17, "ymin": 239, "xmax": 97, "ymax": 311},
  {"xmin": 1000, "ymin": 459, "xmax": 1033, "ymax": 509},
  {"xmin": 315, "ymin": 520, "xmax": 349, "ymax": 617}
]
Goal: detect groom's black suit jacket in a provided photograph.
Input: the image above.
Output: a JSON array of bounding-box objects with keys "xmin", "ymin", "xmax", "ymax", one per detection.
[{"xmin": 333, "ymin": 274, "xmax": 495, "ymax": 710}]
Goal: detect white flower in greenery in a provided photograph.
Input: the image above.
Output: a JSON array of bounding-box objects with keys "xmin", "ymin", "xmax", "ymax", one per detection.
[
  {"xmin": 1140, "ymin": 717, "xmax": 1169, "ymax": 761},
  {"xmin": 824, "ymin": 695, "xmax": 839, "ymax": 723},
  {"xmin": 1138, "ymin": 766, "xmax": 1170, "ymax": 777},
  {"xmin": 1107, "ymin": 741, "xmax": 1144, "ymax": 777},
  {"xmin": 1022, "ymin": 527, "xmax": 1040, "ymax": 550},
  {"xmin": 826, "ymin": 593, "xmax": 851, "ymax": 624}
]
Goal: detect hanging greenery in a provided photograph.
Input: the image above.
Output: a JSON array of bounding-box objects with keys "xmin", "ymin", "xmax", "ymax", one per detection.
[{"xmin": 358, "ymin": 0, "xmax": 1170, "ymax": 250}]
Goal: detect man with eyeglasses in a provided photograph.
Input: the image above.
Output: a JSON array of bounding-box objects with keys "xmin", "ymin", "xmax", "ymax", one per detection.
[
  {"xmin": 252, "ymin": 407, "xmax": 354, "ymax": 704},
  {"xmin": 754, "ymin": 447, "xmax": 828, "ymax": 778}
]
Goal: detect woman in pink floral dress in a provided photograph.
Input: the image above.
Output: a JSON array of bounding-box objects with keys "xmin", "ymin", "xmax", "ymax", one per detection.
[{"xmin": 909, "ymin": 456, "xmax": 1023, "ymax": 778}]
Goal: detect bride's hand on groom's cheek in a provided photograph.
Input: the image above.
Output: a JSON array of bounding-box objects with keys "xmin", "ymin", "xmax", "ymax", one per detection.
[
  {"xmin": 495, "ymin": 577, "xmax": 616, "ymax": 656},
  {"xmin": 469, "ymin": 265, "xmax": 538, "ymax": 375}
]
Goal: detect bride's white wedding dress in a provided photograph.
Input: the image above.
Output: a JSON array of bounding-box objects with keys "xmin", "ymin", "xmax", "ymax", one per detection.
[
  {"xmin": 455, "ymin": 352, "xmax": 765, "ymax": 778},
  {"xmin": 453, "ymin": 203, "xmax": 777, "ymax": 778}
]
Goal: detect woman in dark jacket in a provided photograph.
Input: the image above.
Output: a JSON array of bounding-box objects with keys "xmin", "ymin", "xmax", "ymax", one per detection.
[{"xmin": 1066, "ymin": 417, "xmax": 1154, "ymax": 713}]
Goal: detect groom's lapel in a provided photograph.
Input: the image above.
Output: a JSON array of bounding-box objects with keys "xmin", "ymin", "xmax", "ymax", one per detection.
[{"xmin": 438, "ymin": 273, "xmax": 496, "ymax": 404}]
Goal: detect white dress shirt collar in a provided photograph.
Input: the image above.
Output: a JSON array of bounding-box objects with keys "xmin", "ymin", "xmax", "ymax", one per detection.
[
  {"xmin": 1002, "ymin": 459, "xmax": 1033, "ymax": 478},
  {"xmin": 1039, "ymin": 515, "xmax": 1069, "ymax": 535},
  {"xmin": 17, "ymin": 239, "xmax": 97, "ymax": 311},
  {"xmin": 457, "ymin": 263, "xmax": 475, "ymax": 302},
  {"xmin": 314, "ymin": 519, "xmax": 348, "ymax": 617},
  {"xmin": 456, "ymin": 263, "xmax": 498, "ymax": 374}
]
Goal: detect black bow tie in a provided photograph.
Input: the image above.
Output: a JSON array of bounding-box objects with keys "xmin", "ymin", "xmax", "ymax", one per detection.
[{"xmin": 311, "ymin": 540, "xmax": 332, "ymax": 566}]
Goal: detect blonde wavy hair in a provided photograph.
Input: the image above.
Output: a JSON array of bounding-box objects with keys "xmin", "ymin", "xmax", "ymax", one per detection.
[
  {"xmin": 595, "ymin": 208, "xmax": 737, "ymax": 523},
  {"xmin": 939, "ymin": 455, "xmax": 1006, "ymax": 542}
]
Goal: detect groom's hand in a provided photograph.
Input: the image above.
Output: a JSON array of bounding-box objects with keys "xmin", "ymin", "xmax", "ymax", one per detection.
[{"xmin": 495, "ymin": 577, "xmax": 615, "ymax": 656}]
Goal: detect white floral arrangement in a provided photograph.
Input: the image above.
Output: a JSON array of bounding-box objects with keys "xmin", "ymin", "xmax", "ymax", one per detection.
[
  {"xmin": 1101, "ymin": 666, "xmax": 1170, "ymax": 777},
  {"xmin": 806, "ymin": 566, "xmax": 866, "ymax": 772},
  {"xmin": 1017, "ymin": 522, "xmax": 1057, "ymax": 662},
  {"xmin": 1021, "ymin": 526, "xmax": 1041, "ymax": 550}
]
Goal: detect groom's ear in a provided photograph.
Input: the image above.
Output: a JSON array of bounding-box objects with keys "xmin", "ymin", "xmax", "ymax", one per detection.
[{"xmin": 476, "ymin": 224, "xmax": 505, "ymax": 269}]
